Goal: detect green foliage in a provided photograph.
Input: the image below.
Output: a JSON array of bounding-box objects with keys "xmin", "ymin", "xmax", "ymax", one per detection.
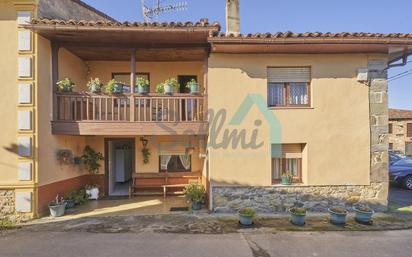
[
  {"xmin": 330, "ymin": 206, "xmax": 347, "ymax": 214},
  {"xmin": 141, "ymin": 147, "xmax": 151, "ymax": 164},
  {"xmin": 87, "ymin": 78, "xmax": 103, "ymax": 92},
  {"xmin": 105, "ymin": 79, "xmax": 122, "ymax": 94},
  {"xmin": 185, "ymin": 79, "xmax": 198, "ymax": 88},
  {"xmin": 239, "ymin": 207, "xmax": 256, "ymax": 217},
  {"xmin": 136, "ymin": 77, "xmax": 149, "ymax": 87},
  {"xmin": 65, "ymin": 189, "xmax": 89, "ymax": 205},
  {"xmin": 81, "ymin": 146, "xmax": 104, "ymax": 174},
  {"xmin": 155, "ymin": 83, "xmax": 165, "ymax": 93},
  {"xmin": 0, "ymin": 219, "xmax": 14, "ymax": 230},
  {"xmin": 290, "ymin": 207, "xmax": 307, "ymax": 215},
  {"xmin": 184, "ymin": 183, "xmax": 206, "ymax": 203},
  {"xmin": 56, "ymin": 78, "xmax": 75, "ymax": 92},
  {"xmin": 156, "ymin": 78, "xmax": 179, "ymax": 93},
  {"xmin": 281, "ymin": 171, "xmax": 293, "ymax": 180},
  {"xmin": 355, "ymin": 204, "xmax": 373, "ymax": 213}
]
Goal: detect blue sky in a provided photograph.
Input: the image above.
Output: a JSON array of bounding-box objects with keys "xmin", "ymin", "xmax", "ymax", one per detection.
[{"xmin": 83, "ymin": 0, "xmax": 412, "ymax": 109}]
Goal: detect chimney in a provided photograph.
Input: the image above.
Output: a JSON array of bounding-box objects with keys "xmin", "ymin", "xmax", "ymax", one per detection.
[{"xmin": 226, "ymin": 0, "xmax": 240, "ymax": 35}]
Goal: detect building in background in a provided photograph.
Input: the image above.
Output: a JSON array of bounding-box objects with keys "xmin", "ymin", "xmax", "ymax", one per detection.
[{"xmin": 389, "ymin": 109, "xmax": 412, "ymax": 156}]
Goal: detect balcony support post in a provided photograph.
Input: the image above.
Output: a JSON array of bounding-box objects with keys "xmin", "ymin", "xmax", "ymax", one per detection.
[
  {"xmin": 130, "ymin": 49, "xmax": 136, "ymax": 121},
  {"xmin": 203, "ymin": 49, "xmax": 208, "ymax": 122},
  {"xmin": 51, "ymin": 42, "xmax": 60, "ymax": 121}
]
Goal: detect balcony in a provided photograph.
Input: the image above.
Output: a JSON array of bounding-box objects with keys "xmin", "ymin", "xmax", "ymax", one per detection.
[{"xmin": 52, "ymin": 92, "xmax": 207, "ymax": 136}]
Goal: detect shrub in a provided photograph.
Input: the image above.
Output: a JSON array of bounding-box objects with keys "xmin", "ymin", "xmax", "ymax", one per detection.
[{"xmin": 184, "ymin": 183, "xmax": 205, "ymax": 203}]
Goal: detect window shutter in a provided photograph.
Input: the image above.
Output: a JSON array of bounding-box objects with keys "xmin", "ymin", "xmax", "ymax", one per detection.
[
  {"xmin": 159, "ymin": 142, "xmax": 187, "ymax": 155},
  {"xmin": 267, "ymin": 67, "xmax": 311, "ymax": 83},
  {"xmin": 282, "ymin": 144, "xmax": 303, "ymax": 158}
]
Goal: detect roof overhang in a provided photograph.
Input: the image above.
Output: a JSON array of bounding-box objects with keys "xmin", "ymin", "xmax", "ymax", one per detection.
[{"xmin": 23, "ymin": 19, "xmax": 220, "ymax": 61}]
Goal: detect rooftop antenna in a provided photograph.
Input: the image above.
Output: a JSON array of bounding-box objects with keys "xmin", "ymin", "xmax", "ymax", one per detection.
[{"xmin": 141, "ymin": 0, "xmax": 187, "ymax": 22}]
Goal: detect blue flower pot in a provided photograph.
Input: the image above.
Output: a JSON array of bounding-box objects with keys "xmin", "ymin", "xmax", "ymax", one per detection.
[
  {"xmin": 281, "ymin": 177, "xmax": 291, "ymax": 185},
  {"xmin": 138, "ymin": 85, "xmax": 148, "ymax": 94},
  {"xmin": 64, "ymin": 199, "xmax": 75, "ymax": 209},
  {"xmin": 113, "ymin": 83, "xmax": 123, "ymax": 93},
  {"xmin": 190, "ymin": 84, "xmax": 200, "ymax": 94},
  {"xmin": 289, "ymin": 210, "xmax": 306, "ymax": 226},
  {"xmin": 354, "ymin": 208, "xmax": 374, "ymax": 223},
  {"xmin": 328, "ymin": 208, "xmax": 348, "ymax": 225},
  {"xmin": 239, "ymin": 214, "xmax": 253, "ymax": 226},
  {"xmin": 49, "ymin": 203, "xmax": 66, "ymax": 217},
  {"xmin": 191, "ymin": 201, "xmax": 202, "ymax": 211}
]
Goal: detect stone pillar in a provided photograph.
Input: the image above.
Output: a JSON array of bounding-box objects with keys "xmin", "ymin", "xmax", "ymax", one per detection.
[
  {"xmin": 368, "ymin": 59, "xmax": 389, "ymax": 210},
  {"xmin": 226, "ymin": 0, "xmax": 240, "ymax": 35}
]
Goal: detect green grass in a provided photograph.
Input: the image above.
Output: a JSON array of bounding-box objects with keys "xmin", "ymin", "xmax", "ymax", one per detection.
[
  {"xmin": 389, "ymin": 202, "xmax": 412, "ymax": 213},
  {"xmin": 0, "ymin": 219, "xmax": 14, "ymax": 230}
]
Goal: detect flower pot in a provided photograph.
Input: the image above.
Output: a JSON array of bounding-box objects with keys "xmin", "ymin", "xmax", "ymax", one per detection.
[
  {"xmin": 191, "ymin": 201, "xmax": 202, "ymax": 210},
  {"xmin": 289, "ymin": 209, "xmax": 306, "ymax": 226},
  {"xmin": 164, "ymin": 84, "xmax": 173, "ymax": 95},
  {"xmin": 328, "ymin": 208, "xmax": 348, "ymax": 225},
  {"xmin": 89, "ymin": 84, "xmax": 102, "ymax": 93},
  {"xmin": 49, "ymin": 203, "xmax": 66, "ymax": 217},
  {"xmin": 281, "ymin": 177, "xmax": 291, "ymax": 185},
  {"xmin": 64, "ymin": 199, "xmax": 76, "ymax": 209},
  {"xmin": 190, "ymin": 84, "xmax": 200, "ymax": 94},
  {"xmin": 239, "ymin": 214, "xmax": 253, "ymax": 226},
  {"xmin": 138, "ymin": 85, "xmax": 149, "ymax": 94},
  {"xmin": 86, "ymin": 187, "xmax": 99, "ymax": 200},
  {"xmin": 113, "ymin": 83, "xmax": 123, "ymax": 94},
  {"xmin": 61, "ymin": 87, "xmax": 73, "ymax": 93},
  {"xmin": 353, "ymin": 207, "xmax": 374, "ymax": 223}
]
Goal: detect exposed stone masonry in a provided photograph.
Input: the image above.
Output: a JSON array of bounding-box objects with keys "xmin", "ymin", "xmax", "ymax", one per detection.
[{"xmin": 0, "ymin": 190, "xmax": 15, "ymax": 218}]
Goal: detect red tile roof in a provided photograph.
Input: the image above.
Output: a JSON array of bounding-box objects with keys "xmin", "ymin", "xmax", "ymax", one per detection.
[{"xmin": 389, "ymin": 109, "xmax": 412, "ymax": 120}]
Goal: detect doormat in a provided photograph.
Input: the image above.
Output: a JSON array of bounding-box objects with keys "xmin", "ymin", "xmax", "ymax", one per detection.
[{"xmin": 170, "ymin": 207, "xmax": 189, "ymax": 212}]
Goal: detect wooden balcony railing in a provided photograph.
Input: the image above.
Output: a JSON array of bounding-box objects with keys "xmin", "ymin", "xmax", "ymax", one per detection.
[{"xmin": 55, "ymin": 92, "xmax": 206, "ymax": 123}]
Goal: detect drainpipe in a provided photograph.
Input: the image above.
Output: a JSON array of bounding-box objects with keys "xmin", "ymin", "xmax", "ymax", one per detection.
[{"xmin": 386, "ymin": 47, "xmax": 411, "ymax": 70}]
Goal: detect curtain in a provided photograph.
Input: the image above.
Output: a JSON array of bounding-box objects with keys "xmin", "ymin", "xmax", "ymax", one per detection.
[
  {"xmin": 289, "ymin": 83, "xmax": 308, "ymax": 105},
  {"xmin": 179, "ymin": 155, "xmax": 191, "ymax": 170},
  {"xmin": 160, "ymin": 155, "xmax": 172, "ymax": 170}
]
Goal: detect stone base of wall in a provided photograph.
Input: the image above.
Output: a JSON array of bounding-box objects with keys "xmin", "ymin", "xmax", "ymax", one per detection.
[
  {"xmin": 212, "ymin": 183, "xmax": 388, "ymax": 213},
  {"xmin": 0, "ymin": 189, "xmax": 33, "ymax": 223}
]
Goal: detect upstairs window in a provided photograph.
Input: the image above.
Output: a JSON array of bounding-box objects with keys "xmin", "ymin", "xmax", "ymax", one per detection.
[{"xmin": 267, "ymin": 67, "xmax": 311, "ymax": 107}]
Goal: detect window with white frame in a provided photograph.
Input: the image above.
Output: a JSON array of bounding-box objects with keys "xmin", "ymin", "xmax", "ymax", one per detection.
[{"xmin": 267, "ymin": 67, "xmax": 311, "ymax": 107}]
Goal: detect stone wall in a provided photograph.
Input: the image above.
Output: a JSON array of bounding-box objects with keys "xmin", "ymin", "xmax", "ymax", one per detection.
[
  {"xmin": 0, "ymin": 189, "xmax": 15, "ymax": 218},
  {"xmin": 389, "ymin": 119, "xmax": 412, "ymax": 155},
  {"xmin": 213, "ymin": 183, "xmax": 387, "ymax": 213}
]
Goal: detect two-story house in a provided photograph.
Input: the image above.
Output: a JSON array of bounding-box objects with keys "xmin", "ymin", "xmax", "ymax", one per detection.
[{"xmin": 1, "ymin": 0, "xmax": 412, "ymax": 219}]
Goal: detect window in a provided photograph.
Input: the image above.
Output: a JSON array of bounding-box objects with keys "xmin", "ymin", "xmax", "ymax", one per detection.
[
  {"xmin": 112, "ymin": 72, "xmax": 150, "ymax": 93},
  {"xmin": 271, "ymin": 144, "xmax": 304, "ymax": 184},
  {"xmin": 267, "ymin": 67, "xmax": 311, "ymax": 107},
  {"xmin": 159, "ymin": 155, "xmax": 191, "ymax": 172},
  {"xmin": 389, "ymin": 123, "xmax": 393, "ymax": 134},
  {"xmin": 406, "ymin": 143, "xmax": 412, "ymax": 156},
  {"xmin": 389, "ymin": 143, "xmax": 393, "ymax": 150},
  {"xmin": 408, "ymin": 123, "xmax": 412, "ymax": 138}
]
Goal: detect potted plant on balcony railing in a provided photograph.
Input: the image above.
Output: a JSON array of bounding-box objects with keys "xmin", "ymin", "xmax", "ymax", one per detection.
[
  {"xmin": 87, "ymin": 78, "xmax": 103, "ymax": 93},
  {"xmin": 186, "ymin": 79, "xmax": 200, "ymax": 95},
  {"xmin": 56, "ymin": 78, "xmax": 75, "ymax": 92},
  {"xmin": 105, "ymin": 79, "xmax": 123, "ymax": 94},
  {"xmin": 281, "ymin": 171, "xmax": 293, "ymax": 185},
  {"xmin": 184, "ymin": 183, "xmax": 206, "ymax": 211},
  {"xmin": 156, "ymin": 78, "xmax": 179, "ymax": 95},
  {"xmin": 136, "ymin": 77, "xmax": 149, "ymax": 94}
]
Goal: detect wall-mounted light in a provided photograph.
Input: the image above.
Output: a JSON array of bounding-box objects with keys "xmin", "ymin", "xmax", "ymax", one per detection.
[{"xmin": 140, "ymin": 137, "xmax": 149, "ymax": 148}]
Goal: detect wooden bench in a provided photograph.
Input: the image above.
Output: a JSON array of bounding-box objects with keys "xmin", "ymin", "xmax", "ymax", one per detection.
[{"xmin": 129, "ymin": 171, "xmax": 202, "ymax": 198}]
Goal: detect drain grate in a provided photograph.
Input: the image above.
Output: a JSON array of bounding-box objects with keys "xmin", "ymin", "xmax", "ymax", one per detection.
[{"xmin": 170, "ymin": 207, "xmax": 189, "ymax": 212}]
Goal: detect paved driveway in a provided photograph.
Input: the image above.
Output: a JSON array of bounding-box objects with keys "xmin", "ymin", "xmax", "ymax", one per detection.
[
  {"xmin": 389, "ymin": 186, "xmax": 412, "ymax": 207},
  {"xmin": 1, "ymin": 230, "xmax": 412, "ymax": 257}
]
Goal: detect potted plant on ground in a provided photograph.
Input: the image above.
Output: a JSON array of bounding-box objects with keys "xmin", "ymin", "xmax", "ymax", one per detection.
[
  {"xmin": 289, "ymin": 206, "xmax": 307, "ymax": 226},
  {"xmin": 56, "ymin": 78, "xmax": 75, "ymax": 92},
  {"xmin": 328, "ymin": 206, "xmax": 348, "ymax": 225},
  {"xmin": 239, "ymin": 207, "xmax": 256, "ymax": 226},
  {"xmin": 87, "ymin": 78, "xmax": 103, "ymax": 93},
  {"xmin": 281, "ymin": 171, "xmax": 293, "ymax": 185},
  {"xmin": 184, "ymin": 183, "xmax": 206, "ymax": 210},
  {"xmin": 186, "ymin": 79, "xmax": 200, "ymax": 94},
  {"xmin": 136, "ymin": 77, "xmax": 149, "ymax": 94},
  {"xmin": 156, "ymin": 78, "xmax": 179, "ymax": 95},
  {"xmin": 105, "ymin": 79, "xmax": 123, "ymax": 94},
  {"xmin": 48, "ymin": 194, "xmax": 66, "ymax": 217},
  {"xmin": 353, "ymin": 204, "xmax": 374, "ymax": 224},
  {"xmin": 74, "ymin": 188, "xmax": 89, "ymax": 205},
  {"xmin": 81, "ymin": 145, "xmax": 104, "ymax": 200},
  {"xmin": 64, "ymin": 190, "xmax": 77, "ymax": 209}
]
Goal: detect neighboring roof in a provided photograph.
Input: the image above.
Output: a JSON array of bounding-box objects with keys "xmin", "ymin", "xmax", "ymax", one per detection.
[
  {"xmin": 389, "ymin": 109, "xmax": 412, "ymax": 120},
  {"xmin": 28, "ymin": 18, "xmax": 221, "ymax": 31},
  {"xmin": 68, "ymin": 0, "xmax": 116, "ymax": 21}
]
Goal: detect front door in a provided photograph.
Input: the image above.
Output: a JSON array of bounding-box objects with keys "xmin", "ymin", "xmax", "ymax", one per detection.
[{"xmin": 106, "ymin": 139, "xmax": 134, "ymax": 196}]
